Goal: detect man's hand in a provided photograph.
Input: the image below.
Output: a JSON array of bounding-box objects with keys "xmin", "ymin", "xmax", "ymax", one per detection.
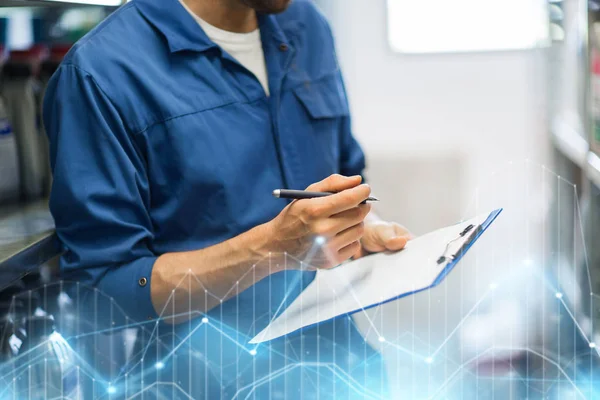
[
  {"xmin": 264, "ymin": 174, "xmax": 371, "ymax": 269},
  {"xmin": 356, "ymin": 220, "xmax": 413, "ymax": 258},
  {"xmin": 152, "ymin": 173, "xmax": 411, "ymax": 321}
]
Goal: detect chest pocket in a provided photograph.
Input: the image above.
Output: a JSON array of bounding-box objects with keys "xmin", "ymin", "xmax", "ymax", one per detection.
[
  {"xmin": 287, "ymin": 73, "xmax": 349, "ymax": 181},
  {"xmin": 293, "ymin": 73, "xmax": 350, "ymax": 119}
]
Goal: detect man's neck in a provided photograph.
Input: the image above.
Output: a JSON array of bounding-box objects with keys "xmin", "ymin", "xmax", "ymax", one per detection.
[{"xmin": 182, "ymin": 0, "xmax": 258, "ymax": 33}]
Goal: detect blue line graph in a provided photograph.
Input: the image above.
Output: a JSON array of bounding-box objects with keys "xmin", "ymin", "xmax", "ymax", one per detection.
[{"xmin": 0, "ymin": 160, "xmax": 599, "ymax": 399}]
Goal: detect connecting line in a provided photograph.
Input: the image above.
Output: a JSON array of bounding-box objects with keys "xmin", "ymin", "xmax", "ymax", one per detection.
[
  {"xmin": 1, "ymin": 358, "xmax": 102, "ymax": 396},
  {"xmin": 523, "ymin": 265, "xmax": 596, "ymax": 353},
  {"xmin": 114, "ymin": 317, "xmax": 312, "ymax": 388},
  {"xmin": 359, "ymin": 302, "xmax": 383, "ymax": 339},
  {"xmin": 316, "ymin": 262, "xmax": 384, "ymax": 340},
  {"xmin": 321, "ymin": 364, "xmax": 387, "ymax": 400},
  {"xmin": 254, "ymin": 243, "xmax": 386, "ymax": 341},
  {"xmin": 499, "ymin": 347, "xmax": 587, "ymax": 399},
  {"xmin": 137, "ymin": 250, "xmax": 308, "ymax": 359},
  {"xmin": 231, "ymin": 362, "xmax": 385, "ymax": 400},
  {"xmin": 382, "ymin": 340, "xmax": 424, "ymax": 359},
  {"xmin": 255, "ymin": 248, "xmax": 337, "ymax": 336},
  {"xmin": 0, "ymin": 337, "xmax": 109, "ymax": 385},
  {"xmin": 236, "ymin": 364, "xmax": 308, "ymax": 400},
  {"xmin": 159, "ymin": 319, "xmax": 212, "ymax": 360},
  {"xmin": 428, "ymin": 288, "xmax": 492, "ymax": 360},
  {"xmin": 381, "ymin": 332, "xmax": 468, "ymax": 370},
  {"xmin": 286, "ymin": 245, "xmax": 385, "ymax": 341},
  {"xmin": 139, "ymin": 260, "xmax": 258, "ymax": 359},
  {"xmin": 421, "ymin": 265, "xmax": 594, "ymax": 398},
  {"xmin": 574, "ymin": 190, "xmax": 593, "ymax": 293},
  {"xmin": 219, "ymin": 255, "xmax": 285, "ymax": 300},
  {"xmin": 139, "ymin": 273, "xmax": 192, "ymax": 360},
  {"xmin": 0, "ymin": 382, "xmax": 17, "ymax": 399},
  {"xmin": 428, "ymin": 346, "xmax": 587, "ymax": 400},
  {"xmin": 532, "ymin": 266, "xmax": 600, "ymax": 358},
  {"xmin": 125, "ymin": 381, "xmax": 194, "ymax": 400},
  {"xmin": 258, "ymin": 254, "xmax": 306, "ymax": 332},
  {"xmin": 575, "ymin": 190, "xmax": 594, "ymax": 331},
  {"xmin": 558, "ymin": 298, "xmax": 600, "ymax": 358},
  {"xmin": 67, "ymin": 315, "xmax": 188, "ymax": 340},
  {"xmin": 199, "ymin": 322, "xmax": 322, "ymax": 367}
]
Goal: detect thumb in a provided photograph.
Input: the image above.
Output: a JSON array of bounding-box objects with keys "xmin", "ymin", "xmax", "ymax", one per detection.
[
  {"xmin": 378, "ymin": 223, "xmax": 409, "ymax": 251},
  {"xmin": 307, "ymin": 174, "xmax": 362, "ymax": 193},
  {"xmin": 393, "ymin": 223, "xmax": 414, "ymax": 240}
]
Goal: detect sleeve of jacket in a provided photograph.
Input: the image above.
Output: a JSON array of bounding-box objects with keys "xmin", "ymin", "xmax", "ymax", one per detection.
[{"xmin": 43, "ymin": 63, "xmax": 158, "ymax": 324}]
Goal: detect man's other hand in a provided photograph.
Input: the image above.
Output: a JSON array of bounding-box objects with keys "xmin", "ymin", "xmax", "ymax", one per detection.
[{"xmin": 356, "ymin": 220, "xmax": 413, "ymax": 258}]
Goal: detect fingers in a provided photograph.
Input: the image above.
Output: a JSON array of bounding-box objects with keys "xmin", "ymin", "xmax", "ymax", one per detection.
[
  {"xmin": 306, "ymin": 174, "xmax": 362, "ymax": 192},
  {"xmin": 298, "ymin": 174, "xmax": 370, "ymax": 219},
  {"xmin": 384, "ymin": 236, "xmax": 409, "ymax": 251},
  {"xmin": 393, "ymin": 223, "xmax": 414, "ymax": 240},
  {"xmin": 317, "ymin": 222, "xmax": 366, "ymax": 268},
  {"xmin": 337, "ymin": 241, "xmax": 361, "ymax": 263},
  {"xmin": 329, "ymin": 222, "xmax": 365, "ymax": 251},
  {"xmin": 380, "ymin": 223, "xmax": 411, "ymax": 251},
  {"xmin": 363, "ymin": 222, "xmax": 411, "ymax": 253},
  {"xmin": 308, "ymin": 184, "xmax": 372, "ymax": 217},
  {"xmin": 310, "ymin": 204, "xmax": 371, "ymax": 237}
]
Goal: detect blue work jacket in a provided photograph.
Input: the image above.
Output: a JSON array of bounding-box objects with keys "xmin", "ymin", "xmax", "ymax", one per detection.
[{"xmin": 43, "ymin": 0, "xmax": 366, "ymax": 336}]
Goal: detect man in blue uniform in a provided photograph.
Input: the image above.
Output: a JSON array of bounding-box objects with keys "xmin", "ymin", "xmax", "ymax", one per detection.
[{"xmin": 43, "ymin": 0, "xmax": 410, "ymax": 398}]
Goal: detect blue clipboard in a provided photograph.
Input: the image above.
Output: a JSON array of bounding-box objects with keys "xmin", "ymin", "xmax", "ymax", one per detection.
[
  {"xmin": 340, "ymin": 208, "xmax": 504, "ymax": 318},
  {"xmin": 251, "ymin": 209, "xmax": 503, "ymax": 343}
]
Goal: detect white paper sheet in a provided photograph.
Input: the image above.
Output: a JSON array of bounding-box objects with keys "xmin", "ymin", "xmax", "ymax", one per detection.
[{"xmin": 250, "ymin": 211, "xmax": 495, "ymax": 344}]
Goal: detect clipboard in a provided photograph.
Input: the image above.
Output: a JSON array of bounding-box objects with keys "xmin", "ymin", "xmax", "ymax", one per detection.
[{"xmin": 250, "ymin": 209, "xmax": 503, "ymax": 344}]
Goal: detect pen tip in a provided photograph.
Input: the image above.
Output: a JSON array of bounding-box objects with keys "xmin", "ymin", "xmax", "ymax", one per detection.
[{"xmin": 272, "ymin": 189, "xmax": 281, "ymax": 198}]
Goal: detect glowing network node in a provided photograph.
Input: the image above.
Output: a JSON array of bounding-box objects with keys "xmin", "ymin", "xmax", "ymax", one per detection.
[
  {"xmin": 378, "ymin": 336, "xmax": 385, "ymax": 343},
  {"xmin": 249, "ymin": 349, "xmax": 257, "ymax": 356},
  {"xmin": 590, "ymin": 343, "xmax": 597, "ymax": 349},
  {"xmin": 315, "ymin": 236, "xmax": 326, "ymax": 245},
  {"xmin": 202, "ymin": 317, "xmax": 208, "ymax": 323},
  {"xmin": 489, "ymin": 283, "xmax": 498, "ymax": 290},
  {"xmin": 107, "ymin": 386, "xmax": 116, "ymax": 394},
  {"xmin": 523, "ymin": 258, "xmax": 533, "ymax": 266},
  {"xmin": 425, "ymin": 357, "xmax": 433, "ymax": 364},
  {"xmin": 556, "ymin": 293, "xmax": 563, "ymax": 299},
  {"xmin": 155, "ymin": 361, "xmax": 165, "ymax": 370}
]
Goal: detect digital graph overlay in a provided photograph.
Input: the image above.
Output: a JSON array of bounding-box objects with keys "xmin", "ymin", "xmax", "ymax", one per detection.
[{"xmin": 0, "ymin": 159, "xmax": 599, "ymax": 399}]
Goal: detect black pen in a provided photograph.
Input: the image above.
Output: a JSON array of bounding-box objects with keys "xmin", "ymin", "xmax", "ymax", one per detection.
[{"xmin": 272, "ymin": 189, "xmax": 379, "ymax": 203}]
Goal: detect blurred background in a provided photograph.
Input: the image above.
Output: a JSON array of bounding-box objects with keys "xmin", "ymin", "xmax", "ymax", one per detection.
[{"xmin": 0, "ymin": 0, "xmax": 600, "ymax": 398}]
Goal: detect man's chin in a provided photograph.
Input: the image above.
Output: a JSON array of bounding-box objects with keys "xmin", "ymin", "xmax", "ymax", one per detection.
[{"xmin": 241, "ymin": 0, "xmax": 293, "ymax": 14}]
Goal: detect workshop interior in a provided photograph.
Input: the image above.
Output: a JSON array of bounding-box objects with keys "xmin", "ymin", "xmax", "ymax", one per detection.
[{"xmin": 1, "ymin": 0, "xmax": 600, "ymax": 399}]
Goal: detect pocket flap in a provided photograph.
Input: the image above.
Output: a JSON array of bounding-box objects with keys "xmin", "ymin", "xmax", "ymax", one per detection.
[{"xmin": 293, "ymin": 74, "xmax": 350, "ymax": 119}]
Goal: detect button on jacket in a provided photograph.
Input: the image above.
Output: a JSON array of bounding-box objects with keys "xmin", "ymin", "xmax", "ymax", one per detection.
[{"xmin": 43, "ymin": 0, "xmax": 366, "ymax": 335}]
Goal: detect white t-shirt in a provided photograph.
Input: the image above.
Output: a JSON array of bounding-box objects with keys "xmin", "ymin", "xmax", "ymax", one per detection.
[{"xmin": 179, "ymin": 0, "xmax": 270, "ymax": 96}]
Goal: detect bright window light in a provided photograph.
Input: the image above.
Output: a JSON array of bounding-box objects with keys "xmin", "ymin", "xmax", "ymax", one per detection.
[
  {"xmin": 7, "ymin": 9, "xmax": 33, "ymax": 50},
  {"xmin": 387, "ymin": 0, "xmax": 550, "ymax": 53}
]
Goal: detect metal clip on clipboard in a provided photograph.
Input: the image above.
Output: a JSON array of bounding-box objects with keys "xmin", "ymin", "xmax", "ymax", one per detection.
[{"xmin": 436, "ymin": 223, "xmax": 483, "ymax": 265}]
